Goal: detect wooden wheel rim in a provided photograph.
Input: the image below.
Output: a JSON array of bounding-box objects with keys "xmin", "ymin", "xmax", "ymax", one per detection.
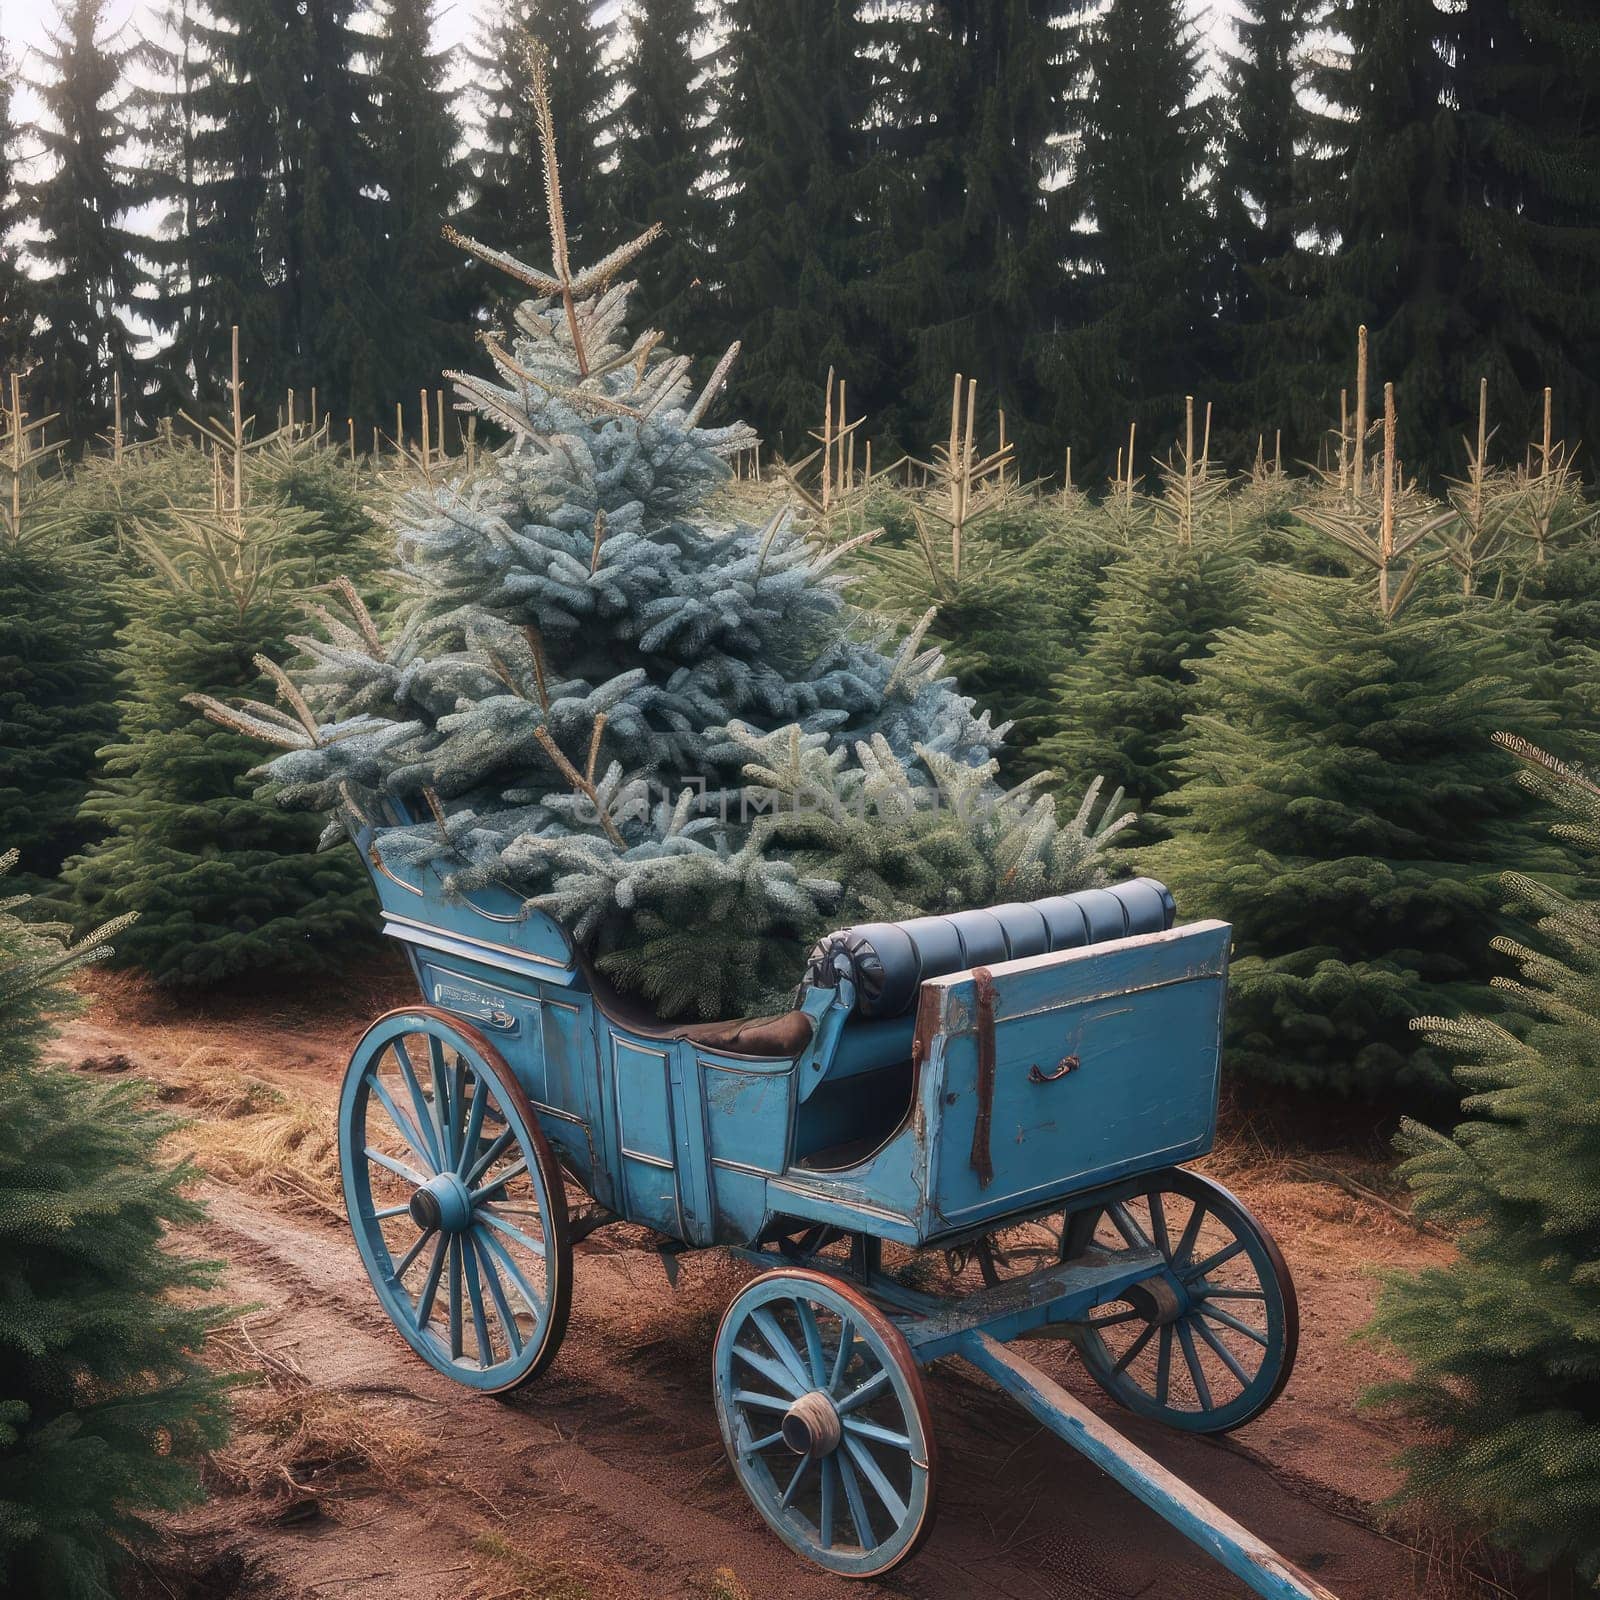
[
  {"xmin": 340, "ymin": 1006, "xmax": 572, "ymax": 1393},
  {"xmin": 1065, "ymin": 1169, "xmax": 1298, "ymax": 1433},
  {"xmin": 713, "ymin": 1267, "xmax": 939, "ymax": 1578}
]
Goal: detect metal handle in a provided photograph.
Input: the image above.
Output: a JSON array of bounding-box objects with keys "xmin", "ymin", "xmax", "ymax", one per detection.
[{"xmin": 1028, "ymin": 1055, "xmax": 1079, "ymax": 1084}]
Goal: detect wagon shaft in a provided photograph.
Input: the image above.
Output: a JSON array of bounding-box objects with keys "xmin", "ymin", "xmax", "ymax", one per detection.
[{"xmin": 960, "ymin": 1334, "xmax": 1341, "ymax": 1600}]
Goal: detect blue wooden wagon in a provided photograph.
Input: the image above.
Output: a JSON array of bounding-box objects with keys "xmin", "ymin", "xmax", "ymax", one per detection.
[{"xmin": 341, "ymin": 824, "xmax": 1338, "ymax": 1599}]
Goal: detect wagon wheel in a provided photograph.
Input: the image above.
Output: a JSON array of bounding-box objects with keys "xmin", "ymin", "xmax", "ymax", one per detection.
[
  {"xmin": 339, "ymin": 1007, "xmax": 572, "ymax": 1393},
  {"xmin": 713, "ymin": 1268, "xmax": 938, "ymax": 1578},
  {"xmin": 980, "ymin": 1170, "xmax": 1296, "ymax": 1433}
]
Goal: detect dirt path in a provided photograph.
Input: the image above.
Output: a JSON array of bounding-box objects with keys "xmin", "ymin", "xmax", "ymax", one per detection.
[{"xmin": 57, "ymin": 970, "xmax": 1474, "ymax": 1600}]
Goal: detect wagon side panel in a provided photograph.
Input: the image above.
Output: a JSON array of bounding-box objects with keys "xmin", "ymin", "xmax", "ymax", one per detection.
[{"xmin": 924, "ymin": 922, "xmax": 1230, "ymax": 1235}]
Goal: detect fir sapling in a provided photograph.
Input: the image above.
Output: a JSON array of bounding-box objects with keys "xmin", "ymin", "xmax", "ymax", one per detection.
[{"xmin": 193, "ymin": 60, "xmax": 1131, "ymax": 1018}]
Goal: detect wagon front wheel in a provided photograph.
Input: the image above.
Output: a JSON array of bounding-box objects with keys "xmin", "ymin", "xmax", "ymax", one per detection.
[
  {"xmin": 339, "ymin": 1007, "xmax": 572, "ymax": 1393},
  {"xmin": 713, "ymin": 1268, "xmax": 938, "ymax": 1578}
]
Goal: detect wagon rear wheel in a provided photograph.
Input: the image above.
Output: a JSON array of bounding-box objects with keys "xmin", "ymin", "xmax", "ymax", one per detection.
[
  {"xmin": 713, "ymin": 1268, "xmax": 938, "ymax": 1578},
  {"xmin": 339, "ymin": 1007, "xmax": 572, "ymax": 1393},
  {"xmin": 977, "ymin": 1169, "xmax": 1297, "ymax": 1434}
]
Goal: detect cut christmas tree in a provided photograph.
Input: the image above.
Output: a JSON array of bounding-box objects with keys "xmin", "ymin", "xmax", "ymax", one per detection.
[{"xmin": 195, "ymin": 60, "xmax": 1131, "ymax": 1020}]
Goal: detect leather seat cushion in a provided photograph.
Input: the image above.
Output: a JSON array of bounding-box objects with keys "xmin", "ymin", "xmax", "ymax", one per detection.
[{"xmin": 803, "ymin": 877, "xmax": 1176, "ymax": 1019}]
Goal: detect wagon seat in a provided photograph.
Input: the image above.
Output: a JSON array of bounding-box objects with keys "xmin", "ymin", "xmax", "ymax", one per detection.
[{"xmin": 583, "ymin": 877, "xmax": 1175, "ymax": 1082}]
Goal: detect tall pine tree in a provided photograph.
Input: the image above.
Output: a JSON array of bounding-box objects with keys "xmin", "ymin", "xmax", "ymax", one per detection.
[
  {"xmin": 0, "ymin": 42, "xmax": 32, "ymax": 374},
  {"xmin": 1298, "ymin": 0, "xmax": 1600, "ymax": 478},
  {"xmin": 470, "ymin": 0, "xmax": 612, "ymax": 268},
  {"xmin": 599, "ymin": 0, "xmax": 715, "ymax": 344},
  {"xmin": 869, "ymin": 1, "xmax": 1071, "ymax": 467},
  {"xmin": 1044, "ymin": 0, "xmax": 1214, "ymax": 473},
  {"xmin": 20, "ymin": 0, "xmax": 147, "ymax": 447},
  {"xmin": 716, "ymin": 0, "xmax": 884, "ymax": 452},
  {"xmin": 1214, "ymin": 0, "xmax": 1316, "ymax": 449},
  {"xmin": 368, "ymin": 0, "xmax": 473, "ymax": 407}
]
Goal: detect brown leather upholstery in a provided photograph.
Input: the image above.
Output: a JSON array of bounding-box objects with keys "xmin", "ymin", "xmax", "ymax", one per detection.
[{"xmin": 576, "ymin": 948, "xmax": 814, "ymax": 1059}]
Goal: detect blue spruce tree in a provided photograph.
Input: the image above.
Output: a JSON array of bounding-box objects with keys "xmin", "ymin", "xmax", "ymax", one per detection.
[{"xmin": 194, "ymin": 61, "xmax": 1129, "ymax": 1018}]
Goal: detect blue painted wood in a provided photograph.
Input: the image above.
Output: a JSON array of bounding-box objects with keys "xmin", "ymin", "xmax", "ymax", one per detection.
[{"xmin": 958, "ymin": 1333, "xmax": 1340, "ymax": 1600}]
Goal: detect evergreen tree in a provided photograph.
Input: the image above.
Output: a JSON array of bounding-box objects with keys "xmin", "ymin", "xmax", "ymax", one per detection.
[
  {"xmin": 1041, "ymin": 454, "xmax": 1256, "ymax": 833},
  {"xmin": 65, "ymin": 491, "xmax": 376, "ymax": 987},
  {"xmin": 0, "ymin": 518, "xmax": 120, "ymax": 896},
  {"xmin": 1044, "ymin": 0, "xmax": 1214, "ymax": 472},
  {"xmin": 1366, "ymin": 735, "xmax": 1600, "ymax": 1583},
  {"xmin": 470, "ymin": 0, "xmax": 612, "ymax": 268},
  {"xmin": 1214, "ymin": 0, "xmax": 1315, "ymax": 443},
  {"xmin": 20, "ymin": 0, "xmax": 147, "ymax": 448},
  {"xmin": 1148, "ymin": 578, "xmax": 1568, "ymax": 1099},
  {"xmin": 715, "ymin": 0, "xmax": 886, "ymax": 452},
  {"xmin": 1298, "ymin": 0, "xmax": 1600, "ymax": 479},
  {"xmin": 870, "ymin": 1, "xmax": 1071, "ymax": 467},
  {"xmin": 178, "ymin": 0, "xmax": 384, "ymax": 429},
  {"xmin": 196, "ymin": 74, "xmax": 1130, "ymax": 1019},
  {"xmin": 368, "ymin": 0, "xmax": 474, "ymax": 410},
  {"xmin": 0, "ymin": 855, "xmax": 230, "ymax": 1597},
  {"xmin": 600, "ymin": 0, "xmax": 715, "ymax": 344},
  {"xmin": 0, "ymin": 42, "xmax": 32, "ymax": 373}
]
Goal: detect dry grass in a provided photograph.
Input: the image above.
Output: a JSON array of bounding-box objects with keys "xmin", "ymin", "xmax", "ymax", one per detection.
[
  {"xmin": 469, "ymin": 1529, "xmax": 615, "ymax": 1600},
  {"xmin": 205, "ymin": 1314, "xmax": 428, "ymax": 1515},
  {"xmin": 159, "ymin": 1045, "xmax": 342, "ymax": 1217}
]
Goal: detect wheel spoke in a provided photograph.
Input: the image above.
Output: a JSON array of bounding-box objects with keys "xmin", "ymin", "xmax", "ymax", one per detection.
[
  {"xmin": 1200, "ymin": 1302, "xmax": 1270, "ymax": 1346},
  {"xmin": 750, "ymin": 1308, "xmax": 812, "ymax": 1394},
  {"xmin": 1193, "ymin": 1313, "xmax": 1252, "ymax": 1388},
  {"xmin": 449, "ymin": 1056, "xmax": 468, "ymax": 1165},
  {"xmin": 413, "ymin": 1234, "xmax": 447, "ymax": 1328},
  {"xmin": 1109, "ymin": 1202, "xmax": 1151, "ymax": 1250},
  {"xmin": 464, "ymin": 1127, "xmax": 514, "ymax": 1189},
  {"xmin": 471, "ymin": 1231, "xmax": 524, "ymax": 1357},
  {"xmin": 842, "ymin": 1416, "xmax": 911, "ymax": 1451},
  {"xmin": 835, "ymin": 1367, "xmax": 891, "ymax": 1415},
  {"xmin": 366, "ymin": 1074, "xmax": 437, "ymax": 1174},
  {"xmin": 828, "ymin": 1321, "xmax": 855, "ymax": 1393},
  {"xmin": 836, "ymin": 1446, "xmax": 875, "ymax": 1550},
  {"xmin": 372, "ymin": 1202, "xmax": 411, "ymax": 1221},
  {"xmin": 1111, "ymin": 1321, "xmax": 1155, "ymax": 1375},
  {"xmin": 471, "ymin": 1156, "xmax": 529, "ymax": 1204},
  {"xmin": 461, "ymin": 1236, "xmax": 494, "ymax": 1367},
  {"xmin": 391, "ymin": 1224, "xmax": 436, "ymax": 1280},
  {"xmin": 1185, "ymin": 1236, "xmax": 1247, "ymax": 1282},
  {"xmin": 796, "ymin": 1300, "xmax": 827, "ymax": 1386},
  {"xmin": 478, "ymin": 1205, "xmax": 547, "ymax": 1257},
  {"xmin": 843, "ymin": 1435, "xmax": 908, "ymax": 1525},
  {"xmin": 392, "ymin": 1040, "xmax": 444, "ymax": 1170},
  {"xmin": 427, "ymin": 1037, "xmax": 454, "ymax": 1171},
  {"xmin": 1176, "ymin": 1319, "xmax": 1214, "ymax": 1411},
  {"xmin": 731, "ymin": 1387, "xmax": 791, "ymax": 1412},
  {"xmin": 457, "ymin": 1080, "xmax": 489, "ymax": 1178},
  {"xmin": 819, "ymin": 1455, "xmax": 837, "ymax": 1549},
  {"xmin": 1173, "ymin": 1199, "xmax": 1208, "ymax": 1267},
  {"xmin": 1148, "ymin": 1191, "xmax": 1173, "ymax": 1259},
  {"xmin": 742, "ymin": 1424, "xmax": 785, "ymax": 1454},
  {"xmin": 448, "ymin": 1236, "xmax": 464, "ymax": 1360},
  {"xmin": 780, "ymin": 1451, "xmax": 812, "ymax": 1510},
  {"xmin": 474, "ymin": 1223, "xmax": 547, "ymax": 1319},
  {"xmin": 1155, "ymin": 1325, "xmax": 1173, "ymax": 1404},
  {"xmin": 365, "ymin": 1145, "xmax": 430, "ymax": 1187},
  {"xmin": 731, "ymin": 1341, "xmax": 804, "ymax": 1399},
  {"xmin": 1198, "ymin": 1285, "xmax": 1266, "ymax": 1301}
]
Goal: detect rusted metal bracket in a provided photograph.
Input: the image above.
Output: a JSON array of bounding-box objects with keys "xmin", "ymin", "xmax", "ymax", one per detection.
[{"xmin": 970, "ymin": 967, "xmax": 997, "ymax": 1188}]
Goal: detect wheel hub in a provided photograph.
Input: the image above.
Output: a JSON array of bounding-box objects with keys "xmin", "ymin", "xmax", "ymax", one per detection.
[
  {"xmin": 781, "ymin": 1390, "xmax": 843, "ymax": 1456},
  {"xmin": 1126, "ymin": 1272, "xmax": 1188, "ymax": 1326},
  {"xmin": 409, "ymin": 1172, "xmax": 473, "ymax": 1233}
]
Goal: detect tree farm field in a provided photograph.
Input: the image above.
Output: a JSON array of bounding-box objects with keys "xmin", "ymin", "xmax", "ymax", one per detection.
[{"xmin": 48, "ymin": 954, "xmax": 1496, "ymax": 1600}]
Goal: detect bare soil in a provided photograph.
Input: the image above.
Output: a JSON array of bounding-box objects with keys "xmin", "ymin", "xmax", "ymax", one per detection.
[{"xmin": 53, "ymin": 959, "xmax": 1518, "ymax": 1600}]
